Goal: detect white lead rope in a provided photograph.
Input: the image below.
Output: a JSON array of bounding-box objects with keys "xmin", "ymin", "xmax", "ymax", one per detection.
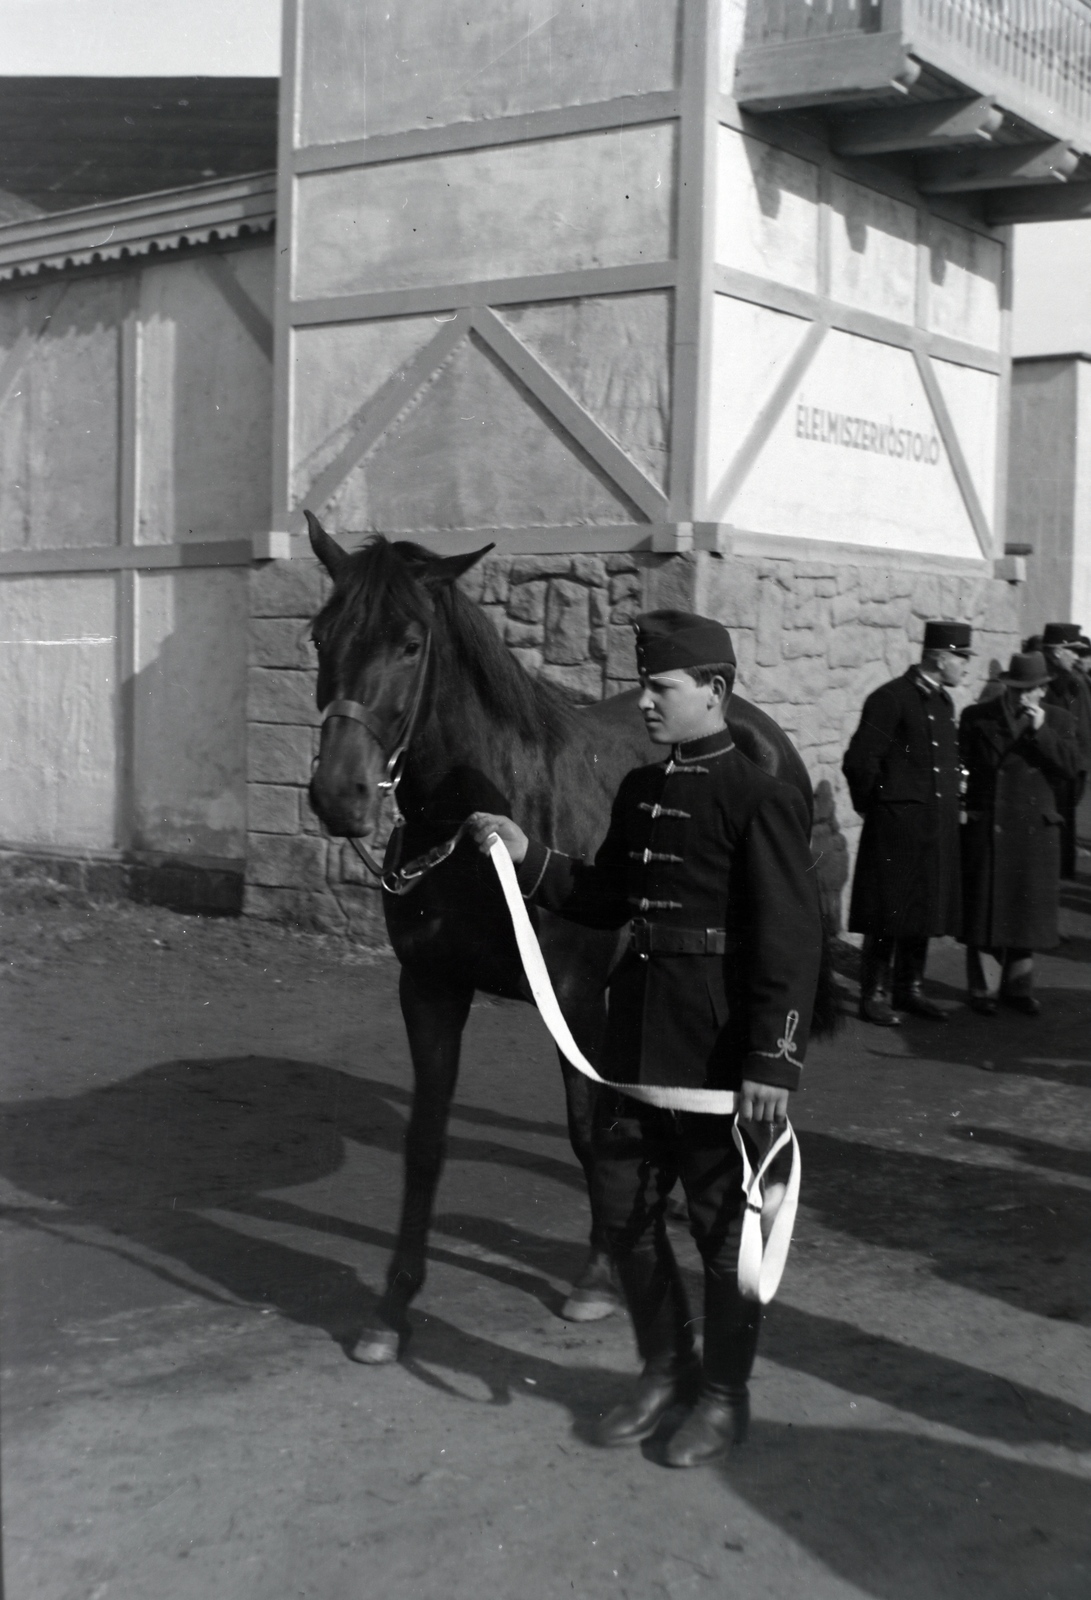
[{"xmin": 485, "ymin": 834, "xmax": 801, "ymax": 1302}]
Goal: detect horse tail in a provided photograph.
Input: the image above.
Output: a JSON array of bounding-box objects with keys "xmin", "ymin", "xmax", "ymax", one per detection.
[{"xmin": 810, "ymin": 915, "xmax": 845, "ymax": 1039}]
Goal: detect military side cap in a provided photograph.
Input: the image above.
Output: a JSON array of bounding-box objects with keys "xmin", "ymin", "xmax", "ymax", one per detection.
[
  {"xmin": 922, "ymin": 619, "xmax": 974, "ymax": 655},
  {"xmin": 1043, "ymin": 621, "xmax": 1082, "ymax": 646},
  {"xmin": 634, "ymin": 610, "xmax": 736, "ymax": 676},
  {"xmin": 1000, "ymin": 650, "xmax": 1050, "ymax": 687}
]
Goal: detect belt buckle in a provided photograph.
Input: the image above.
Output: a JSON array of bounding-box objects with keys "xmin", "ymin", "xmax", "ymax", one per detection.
[{"xmin": 630, "ymin": 916, "xmax": 650, "ymax": 954}]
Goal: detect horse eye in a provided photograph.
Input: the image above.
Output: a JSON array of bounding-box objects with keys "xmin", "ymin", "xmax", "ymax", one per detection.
[{"xmin": 404, "ymin": 639, "xmax": 421, "ymax": 658}]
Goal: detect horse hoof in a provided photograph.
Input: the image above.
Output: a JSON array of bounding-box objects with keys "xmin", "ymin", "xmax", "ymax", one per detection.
[
  {"xmin": 561, "ymin": 1254, "xmax": 622, "ymax": 1323},
  {"xmin": 350, "ymin": 1327, "xmax": 401, "ymax": 1364}
]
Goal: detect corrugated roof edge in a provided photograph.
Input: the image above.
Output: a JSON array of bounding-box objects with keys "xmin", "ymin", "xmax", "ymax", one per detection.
[{"xmin": 0, "ymin": 170, "xmax": 276, "ymax": 282}]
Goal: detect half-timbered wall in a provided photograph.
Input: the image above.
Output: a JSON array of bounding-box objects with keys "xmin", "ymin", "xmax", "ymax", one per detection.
[
  {"xmin": 0, "ymin": 239, "xmax": 274, "ymax": 877},
  {"xmin": 245, "ymin": 0, "xmax": 1023, "ymax": 936}
]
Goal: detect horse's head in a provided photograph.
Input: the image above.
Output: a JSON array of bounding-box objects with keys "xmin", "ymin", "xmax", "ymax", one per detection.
[{"xmin": 305, "ymin": 512, "xmax": 492, "ymax": 838}]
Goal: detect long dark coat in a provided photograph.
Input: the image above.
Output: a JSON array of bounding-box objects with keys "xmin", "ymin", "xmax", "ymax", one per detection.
[
  {"xmin": 1043, "ymin": 667, "xmax": 1091, "ymax": 877},
  {"xmin": 515, "ymin": 729, "xmax": 823, "ymax": 1093},
  {"xmin": 959, "ymin": 697, "xmax": 1081, "ymax": 950},
  {"xmin": 843, "ymin": 669, "xmax": 962, "ymax": 938}
]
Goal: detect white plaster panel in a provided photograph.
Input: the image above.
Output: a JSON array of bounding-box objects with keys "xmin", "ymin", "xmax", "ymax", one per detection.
[
  {"xmin": 297, "ymin": 0, "xmax": 681, "ymax": 147},
  {"xmin": 925, "ymin": 218, "xmax": 1003, "ymax": 352},
  {"xmin": 729, "ymin": 328, "xmax": 984, "ymax": 558},
  {"xmin": 827, "ymin": 176, "xmax": 917, "ymax": 325},
  {"xmin": 719, "ymin": 0, "xmax": 748, "ymax": 95},
  {"xmin": 133, "ymin": 568, "xmax": 248, "ymax": 857},
  {"xmin": 290, "ymin": 317, "xmax": 441, "ymax": 505},
  {"xmin": 496, "ymin": 294, "xmax": 672, "ymax": 488},
  {"xmin": 0, "ymin": 574, "xmax": 117, "ymax": 847},
  {"xmin": 329, "ymin": 337, "xmax": 636, "ymax": 530},
  {"xmin": 715, "ymin": 128, "xmax": 819, "ymax": 293},
  {"xmin": 707, "ymin": 296, "xmax": 815, "ymax": 504},
  {"xmin": 931, "ymin": 358, "xmax": 999, "ymax": 529},
  {"xmin": 293, "ymin": 124, "xmax": 676, "ymax": 301},
  {"xmin": 138, "ymin": 254, "xmax": 273, "ymax": 544},
  {"xmin": 0, "ymin": 278, "xmax": 123, "ymax": 550}
]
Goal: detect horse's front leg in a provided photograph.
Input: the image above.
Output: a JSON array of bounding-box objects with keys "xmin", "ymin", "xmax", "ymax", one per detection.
[{"xmin": 354, "ymin": 964, "xmax": 473, "ymax": 1364}]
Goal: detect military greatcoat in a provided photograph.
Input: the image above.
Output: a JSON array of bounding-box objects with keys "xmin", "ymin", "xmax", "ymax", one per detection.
[
  {"xmin": 1043, "ymin": 666, "xmax": 1091, "ymax": 877},
  {"xmin": 843, "ymin": 668, "xmax": 962, "ymax": 939},
  {"xmin": 959, "ymin": 698, "xmax": 1080, "ymax": 950},
  {"xmin": 515, "ymin": 730, "xmax": 823, "ymax": 1093}
]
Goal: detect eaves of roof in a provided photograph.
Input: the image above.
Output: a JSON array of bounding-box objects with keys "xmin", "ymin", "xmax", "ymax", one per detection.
[{"xmin": 0, "ymin": 170, "xmax": 277, "ymax": 283}]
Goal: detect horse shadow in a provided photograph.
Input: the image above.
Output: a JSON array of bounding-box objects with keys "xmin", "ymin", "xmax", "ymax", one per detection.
[{"xmin": 0, "ymin": 1054, "xmax": 588, "ymax": 1344}]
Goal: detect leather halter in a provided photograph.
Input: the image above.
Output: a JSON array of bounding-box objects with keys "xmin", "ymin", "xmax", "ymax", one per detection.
[{"xmin": 320, "ymin": 631, "xmax": 433, "ymax": 886}]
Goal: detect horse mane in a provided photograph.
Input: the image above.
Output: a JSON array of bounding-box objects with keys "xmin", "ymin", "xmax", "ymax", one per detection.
[{"xmin": 312, "ymin": 535, "xmax": 577, "ymax": 751}]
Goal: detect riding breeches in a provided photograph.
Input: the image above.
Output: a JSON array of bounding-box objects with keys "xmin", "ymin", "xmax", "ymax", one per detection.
[{"xmin": 589, "ymin": 1094, "xmax": 761, "ymax": 1390}]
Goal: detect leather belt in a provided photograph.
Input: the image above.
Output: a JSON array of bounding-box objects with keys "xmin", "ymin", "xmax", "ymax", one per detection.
[{"xmin": 629, "ymin": 920, "xmax": 727, "ymax": 956}]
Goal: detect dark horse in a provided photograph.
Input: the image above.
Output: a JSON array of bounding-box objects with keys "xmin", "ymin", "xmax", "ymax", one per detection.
[{"xmin": 305, "ymin": 513, "xmax": 825, "ymax": 1362}]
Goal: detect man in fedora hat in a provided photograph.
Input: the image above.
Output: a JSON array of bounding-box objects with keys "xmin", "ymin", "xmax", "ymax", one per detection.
[
  {"xmin": 843, "ymin": 621, "xmax": 972, "ymax": 1024},
  {"xmin": 468, "ymin": 610, "xmax": 823, "ymax": 1467},
  {"xmin": 959, "ymin": 652, "xmax": 1081, "ymax": 1014},
  {"xmin": 1041, "ymin": 623, "xmax": 1091, "ymax": 877}
]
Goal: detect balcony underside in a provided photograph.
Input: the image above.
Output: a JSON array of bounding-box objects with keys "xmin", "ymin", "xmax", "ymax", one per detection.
[{"xmin": 735, "ymin": 21, "xmax": 1091, "ymax": 224}]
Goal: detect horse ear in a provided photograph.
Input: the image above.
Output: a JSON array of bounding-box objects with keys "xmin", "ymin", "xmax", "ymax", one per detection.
[
  {"xmin": 419, "ymin": 543, "xmax": 495, "ymax": 590},
  {"xmin": 305, "ymin": 510, "xmax": 350, "ymax": 581}
]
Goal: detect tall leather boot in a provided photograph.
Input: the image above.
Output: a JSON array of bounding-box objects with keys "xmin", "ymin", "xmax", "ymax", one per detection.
[
  {"xmin": 892, "ymin": 938, "xmax": 948, "ymax": 1020},
  {"xmin": 592, "ymin": 1233, "xmax": 697, "ymax": 1447},
  {"xmin": 859, "ymin": 936, "xmax": 901, "ymax": 1026},
  {"xmin": 664, "ymin": 1260, "xmax": 760, "ymax": 1467}
]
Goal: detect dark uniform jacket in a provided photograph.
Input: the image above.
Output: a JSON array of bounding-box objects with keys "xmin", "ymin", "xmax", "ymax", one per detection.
[
  {"xmin": 959, "ymin": 697, "xmax": 1080, "ymax": 950},
  {"xmin": 1043, "ymin": 666, "xmax": 1091, "ymax": 877},
  {"xmin": 843, "ymin": 668, "xmax": 962, "ymax": 938},
  {"xmin": 515, "ymin": 730, "xmax": 823, "ymax": 1093}
]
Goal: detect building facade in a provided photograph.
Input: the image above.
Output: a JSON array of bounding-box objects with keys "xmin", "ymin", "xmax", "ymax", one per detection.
[{"xmin": 6, "ymin": 2, "xmax": 1091, "ymax": 932}]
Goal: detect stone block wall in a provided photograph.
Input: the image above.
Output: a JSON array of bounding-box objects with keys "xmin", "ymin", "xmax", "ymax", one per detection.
[{"xmin": 243, "ymin": 549, "xmax": 1022, "ymax": 943}]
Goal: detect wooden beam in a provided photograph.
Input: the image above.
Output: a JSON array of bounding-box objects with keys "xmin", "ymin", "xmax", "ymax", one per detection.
[
  {"xmin": 913, "ymin": 347, "xmax": 993, "ymax": 559},
  {"xmin": 0, "ymin": 539, "xmax": 256, "ymax": 576},
  {"xmin": 734, "ymin": 32, "xmax": 920, "ymax": 113},
  {"xmin": 713, "ymin": 265, "xmax": 1003, "ymax": 373},
  {"xmin": 290, "ymin": 261, "xmax": 678, "ymax": 329},
  {"xmin": 282, "ymin": 525, "xmax": 668, "ymax": 560},
  {"xmin": 832, "ymin": 97, "xmax": 1002, "ymax": 156},
  {"xmin": 301, "ymin": 313, "xmax": 471, "ymax": 513},
  {"xmin": 293, "ymin": 93, "xmax": 681, "ymax": 176},
  {"xmin": 201, "ymin": 255, "xmax": 274, "ymax": 361},
  {"xmin": 918, "ymin": 141, "xmax": 1079, "ymax": 193},
  {"xmin": 986, "ymin": 183, "xmax": 1091, "ymax": 224},
  {"xmin": 706, "ymin": 320, "xmax": 828, "ymax": 522},
  {"xmin": 669, "ymin": 0, "xmax": 719, "ymax": 522},
  {"xmin": 471, "ymin": 307, "xmax": 667, "ymax": 523}
]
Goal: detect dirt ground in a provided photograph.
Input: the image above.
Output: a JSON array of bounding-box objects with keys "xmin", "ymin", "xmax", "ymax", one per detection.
[{"xmin": 2, "ymin": 865, "xmax": 1090, "ymax": 1600}]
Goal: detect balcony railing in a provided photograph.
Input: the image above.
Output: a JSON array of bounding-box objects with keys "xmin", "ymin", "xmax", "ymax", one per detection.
[{"xmin": 736, "ymin": 0, "xmax": 1091, "ymax": 159}]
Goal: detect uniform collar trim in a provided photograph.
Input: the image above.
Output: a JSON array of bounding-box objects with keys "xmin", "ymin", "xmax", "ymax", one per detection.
[{"xmin": 671, "ymin": 731, "xmax": 736, "ymax": 763}]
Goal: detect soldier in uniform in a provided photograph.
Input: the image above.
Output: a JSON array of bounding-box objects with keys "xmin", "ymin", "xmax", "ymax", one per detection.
[
  {"xmin": 960, "ymin": 652, "xmax": 1081, "ymax": 1015},
  {"xmin": 469, "ymin": 611, "xmax": 822, "ymax": 1467},
  {"xmin": 1041, "ymin": 622, "xmax": 1091, "ymax": 877},
  {"xmin": 842, "ymin": 621, "xmax": 972, "ymax": 1024}
]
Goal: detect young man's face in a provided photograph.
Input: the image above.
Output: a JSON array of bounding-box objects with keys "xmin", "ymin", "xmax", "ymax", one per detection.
[{"xmin": 637, "ymin": 671, "xmax": 727, "ymax": 745}]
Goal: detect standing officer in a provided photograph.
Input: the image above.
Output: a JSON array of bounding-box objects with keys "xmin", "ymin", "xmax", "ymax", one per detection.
[
  {"xmin": 1041, "ymin": 622, "xmax": 1091, "ymax": 877},
  {"xmin": 469, "ymin": 611, "xmax": 822, "ymax": 1467},
  {"xmin": 960, "ymin": 652, "xmax": 1081, "ymax": 1014},
  {"xmin": 843, "ymin": 621, "xmax": 972, "ymax": 1024}
]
